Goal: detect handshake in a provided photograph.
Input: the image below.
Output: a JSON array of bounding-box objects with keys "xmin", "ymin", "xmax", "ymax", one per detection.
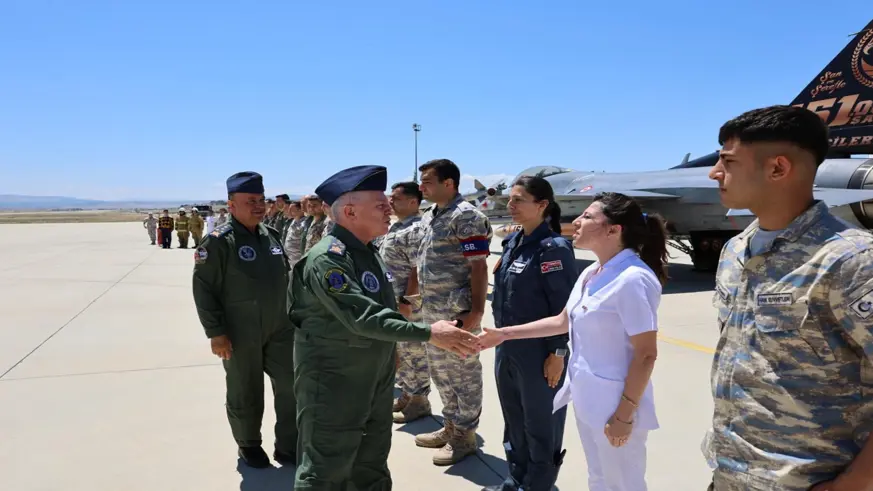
[{"xmin": 426, "ymin": 318, "xmax": 506, "ymax": 357}]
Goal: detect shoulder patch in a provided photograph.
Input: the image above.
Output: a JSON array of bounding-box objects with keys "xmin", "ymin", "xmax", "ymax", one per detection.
[
  {"xmin": 211, "ymin": 223, "xmax": 233, "ymax": 238},
  {"xmin": 328, "ymin": 237, "xmax": 346, "ymax": 256},
  {"xmin": 324, "ymin": 268, "xmax": 349, "ymax": 293}
]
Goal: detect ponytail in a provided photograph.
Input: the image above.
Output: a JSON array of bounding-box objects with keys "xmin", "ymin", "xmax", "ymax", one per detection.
[
  {"xmin": 638, "ymin": 212, "xmax": 670, "ymax": 286},
  {"xmin": 546, "ymin": 201, "xmax": 562, "ymax": 234}
]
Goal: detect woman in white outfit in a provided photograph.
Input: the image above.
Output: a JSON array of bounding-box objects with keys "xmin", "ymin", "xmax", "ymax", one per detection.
[{"xmin": 478, "ymin": 191, "xmax": 669, "ymax": 491}]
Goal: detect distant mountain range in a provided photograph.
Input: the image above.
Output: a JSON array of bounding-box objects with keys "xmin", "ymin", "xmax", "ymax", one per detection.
[{"xmin": 0, "ymin": 194, "xmax": 213, "ymax": 211}]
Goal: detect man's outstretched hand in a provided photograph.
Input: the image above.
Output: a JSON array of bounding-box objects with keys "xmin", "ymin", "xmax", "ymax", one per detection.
[{"xmin": 428, "ymin": 320, "xmax": 481, "ymax": 357}]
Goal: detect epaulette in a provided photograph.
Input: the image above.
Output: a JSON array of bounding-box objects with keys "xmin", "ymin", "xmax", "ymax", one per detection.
[
  {"xmin": 210, "ymin": 223, "xmax": 233, "ymax": 238},
  {"xmin": 327, "ymin": 236, "xmax": 346, "ymax": 256},
  {"xmin": 540, "ymin": 236, "xmax": 558, "ymax": 249}
]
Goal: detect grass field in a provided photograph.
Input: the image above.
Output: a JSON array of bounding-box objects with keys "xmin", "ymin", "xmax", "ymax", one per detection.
[{"xmin": 0, "ymin": 210, "xmax": 146, "ymax": 224}]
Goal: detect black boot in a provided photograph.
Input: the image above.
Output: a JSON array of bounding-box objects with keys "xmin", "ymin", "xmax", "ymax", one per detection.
[
  {"xmin": 238, "ymin": 446, "xmax": 271, "ymax": 468},
  {"xmin": 273, "ymin": 449, "xmax": 297, "ymax": 467}
]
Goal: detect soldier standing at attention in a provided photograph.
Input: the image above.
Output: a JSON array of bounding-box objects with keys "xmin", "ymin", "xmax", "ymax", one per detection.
[
  {"xmin": 704, "ymin": 105, "xmax": 873, "ymax": 491},
  {"xmin": 414, "ymin": 158, "xmax": 493, "ymax": 465},
  {"xmin": 264, "ymin": 199, "xmax": 277, "ymax": 228},
  {"xmin": 188, "ymin": 207, "xmax": 205, "ymax": 246},
  {"xmin": 158, "ymin": 209, "xmax": 174, "ymax": 249},
  {"xmin": 288, "ymin": 164, "xmax": 481, "ymax": 490},
  {"xmin": 143, "ymin": 213, "xmax": 157, "ymax": 245},
  {"xmin": 274, "ymin": 194, "xmax": 290, "ymax": 238},
  {"xmin": 379, "ymin": 181, "xmax": 433, "ymax": 424},
  {"xmin": 176, "ymin": 209, "xmax": 191, "ymax": 248},
  {"xmin": 303, "ymin": 195, "xmax": 330, "ymax": 253},
  {"xmin": 216, "ymin": 208, "xmax": 228, "ymax": 227},
  {"xmin": 282, "ymin": 200, "xmax": 307, "ymax": 270},
  {"xmin": 192, "ymin": 171, "xmax": 298, "ymax": 469}
]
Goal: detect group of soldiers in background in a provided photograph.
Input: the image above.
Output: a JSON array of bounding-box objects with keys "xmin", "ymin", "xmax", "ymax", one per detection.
[{"xmin": 143, "ymin": 207, "xmax": 228, "ymax": 249}]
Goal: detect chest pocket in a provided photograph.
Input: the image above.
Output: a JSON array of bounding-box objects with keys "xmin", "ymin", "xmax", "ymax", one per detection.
[{"xmin": 753, "ymin": 300, "xmax": 837, "ymax": 369}]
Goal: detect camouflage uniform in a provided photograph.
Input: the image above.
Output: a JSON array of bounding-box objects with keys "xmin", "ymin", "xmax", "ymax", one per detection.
[
  {"xmin": 414, "ymin": 193, "xmax": 493, "ymax": 464},
  {"xmin": 378, "ymin": 215, "xmax": 431, "ymax": 423},
  {"xmin": 304, "ymin": 216, "xmax": 331, "ymax": 253},
  {"xmin": 283, "ymin": 216, "xmax": 307, "ymax": 270},
  {"xmin": 704, "ymin": 200, "xmax": 873, "ymax": 490},
  {"xmin": 143, "ymin": 216, "xmax": 157, "ymax": 244}
]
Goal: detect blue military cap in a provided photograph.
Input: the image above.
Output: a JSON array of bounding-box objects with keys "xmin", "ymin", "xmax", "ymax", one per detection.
[
  {"xmin": 226, "ymin": 171, "xmax": 264, "ymax": 194},
  {"xmin": 315, "ymin": 165, "xmax": 387, "ymax": 206}
]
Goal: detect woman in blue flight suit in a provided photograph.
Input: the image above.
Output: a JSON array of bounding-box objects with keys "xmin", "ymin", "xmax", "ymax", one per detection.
[{"xmin": 488, "ymin": 175, "xmax": 578, "ymax": 491}]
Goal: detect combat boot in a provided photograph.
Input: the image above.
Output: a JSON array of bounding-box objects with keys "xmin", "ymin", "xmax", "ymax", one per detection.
[
  {"xmin": 393, "ymin": 394, "xmax": 431, "ymax": 424},
  {"xmin": 393, "ymin": 392, "xmax": 410, "ymax": 412},
  {"xmin": 414, "ymin": 420, "xmax": 454, "ymax": 448},
  {"xmin": 238, "ymin": 445, "xmax": 270, "ymax": 468},
  {"xmin": 432, "ymin": 426, "xmax": 478, "ymax": 466}
]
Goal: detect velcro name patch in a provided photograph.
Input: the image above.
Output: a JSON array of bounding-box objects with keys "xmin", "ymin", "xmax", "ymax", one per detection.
[
  {"xmin": 540, "ymin": 260, "xmax": 563, "ymax": 273},
  {"xmin": 756, "ymin": 293, "xmax": 793, "ymax": 306}
]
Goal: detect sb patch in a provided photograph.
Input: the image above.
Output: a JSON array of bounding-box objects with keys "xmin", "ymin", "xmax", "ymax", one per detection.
[
  {"xmin": 325, "ymin": 268, "xmax": 348, "ymax": 293},
  {"xmin": 540, "ymin": 260, "xmax": 563, "ymax": 273},
  {"xmin": 194, "ymin": 247, "xmax": 208, "ymax": 264}
]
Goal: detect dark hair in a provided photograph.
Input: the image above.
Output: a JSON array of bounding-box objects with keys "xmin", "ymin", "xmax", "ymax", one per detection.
[
  {"xmin": 288, "ymin": 200, "xmax": 301, "ymax": 208},
  {"xmin": 391, "ymin": 181, "xmax": 423, "ymax": 202},
  {"xmin": 718, "ymin": 105, "xmax": 830, "ymax": 166},
  {"xmin": 593, "ymin": 192, "xmax": 669, "ymax": 286},
  {"xmin": 276, "ymin": 194, "xmax": 290, "ymax": 200},
  {"xmin": 513, "ymin": 175, "xmax": 562, "ymax": 234},
  {"xmin": 418, "ymin": 159, "xmax": 461, "ymax": 190}
]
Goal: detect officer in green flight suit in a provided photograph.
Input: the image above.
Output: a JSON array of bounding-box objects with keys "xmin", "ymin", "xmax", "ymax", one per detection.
[
  {"xmin": 288, "ymin": 165, "xmax": 482, "ymax": 490},
  {"xmin": 192, "ymin": 171, "xmax": 298, "ymax": 469}
]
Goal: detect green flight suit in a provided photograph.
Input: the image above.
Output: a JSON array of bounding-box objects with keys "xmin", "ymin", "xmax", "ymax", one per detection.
[
  {"xmin": 289, "ymin": 224, "xmax": 432, "ymax": 490},
  {"xmin": 192, "ymin": 216, "xmax": 298, "ymax": 455}
]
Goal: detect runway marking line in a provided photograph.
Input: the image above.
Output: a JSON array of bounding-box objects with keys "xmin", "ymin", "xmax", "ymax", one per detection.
[{"xmin": 657, "ymin": 333, "xmax": 715, "ymax": 354}]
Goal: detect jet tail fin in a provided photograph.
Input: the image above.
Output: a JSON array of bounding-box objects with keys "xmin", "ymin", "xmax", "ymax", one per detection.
[{"xmin": 790, "ymin": 19, "xmax": 873, "ymax": 156}]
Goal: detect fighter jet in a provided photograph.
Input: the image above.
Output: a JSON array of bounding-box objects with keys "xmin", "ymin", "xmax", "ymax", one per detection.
[{"xmin": 486, "ymin": 19, "xmax": 873, "ymax": 272}]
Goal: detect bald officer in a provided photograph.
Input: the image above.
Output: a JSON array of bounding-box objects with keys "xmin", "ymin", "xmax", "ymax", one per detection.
[
  {"xmin": 288, "ymin": 165, "xmax": 482, "ymax": 490},
  {"xmin": 192, "ymin": 171, "xmax": 298, "ymax": 469}
]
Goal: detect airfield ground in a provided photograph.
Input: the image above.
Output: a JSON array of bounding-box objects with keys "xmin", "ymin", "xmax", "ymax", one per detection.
[
  {"xmin": 0, "ymin": 210, "xmax": 144, "ymax": 224},
  {"xmin": 0, "ymin": 222, "xmax": 721, "ymax": 490}
]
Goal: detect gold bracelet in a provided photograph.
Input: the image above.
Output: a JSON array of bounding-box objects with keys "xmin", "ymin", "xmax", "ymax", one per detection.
[
  {"xmin": 614, "ymin": 415, "xmax": 634, "ymax": 425},
  {"xmin": 621, "ymin": 394, "xmax": 639, "ymax": 408}
]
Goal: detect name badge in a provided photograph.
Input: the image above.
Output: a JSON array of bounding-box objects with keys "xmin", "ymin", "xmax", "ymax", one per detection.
[
  {"xmin": 507, "ymin": 260, "xmax": 527, "ymax": 274},
  {"xmin": 757, "ymin": 293, "xmax": 793, "ymax": 306}
]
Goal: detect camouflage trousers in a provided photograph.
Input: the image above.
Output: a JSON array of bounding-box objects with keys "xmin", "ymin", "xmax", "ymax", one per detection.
[
  {"xmin": 421, "ymin": 310, "xmax": 483, "ymax": 431},
  {"xmin": 396, "ymin": 341, "xmax": 431, "ymax": 397}
]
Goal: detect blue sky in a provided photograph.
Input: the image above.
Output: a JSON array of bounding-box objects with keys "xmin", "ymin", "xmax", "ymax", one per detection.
[{"xmin": 1, "ymin": 1, "xmax": 870, "ymax": 201}]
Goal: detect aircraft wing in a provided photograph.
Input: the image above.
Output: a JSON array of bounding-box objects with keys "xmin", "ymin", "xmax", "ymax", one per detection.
[{"xmin": 725, "ymin": 188, "xmax": 873, "ymax": 217}]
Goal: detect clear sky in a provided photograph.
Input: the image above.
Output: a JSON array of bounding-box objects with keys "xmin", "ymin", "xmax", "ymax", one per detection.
[{"xmin": 1, "ymin": 1, "xmax": 870, "ymax": 201}]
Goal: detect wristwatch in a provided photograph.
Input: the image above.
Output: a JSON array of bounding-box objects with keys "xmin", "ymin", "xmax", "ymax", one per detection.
[{"xmin": 553, "ymin": 348, "xmax": 568, "ymax": 358}]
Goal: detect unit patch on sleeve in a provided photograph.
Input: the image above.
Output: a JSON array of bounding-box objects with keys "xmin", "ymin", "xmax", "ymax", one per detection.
[
  {"xmin": 328, "ymin": 238, "xmax": 347, "ymax": 256},
  {"xmin": 194, "ymin": 247, "xmax": 208, "ymax": 264},
  {"xmin": 540, "ymin": 260, "xmax": 563, "ymax": 273},
  {"xmin": 850, "ymin": 288, "xmax": 873, "ymax": 319},
  {"xmin": 325, "ymin": 268, "xmax": 349, "ymax": 293}
]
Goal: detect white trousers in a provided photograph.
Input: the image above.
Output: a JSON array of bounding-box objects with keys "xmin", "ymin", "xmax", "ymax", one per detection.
[{"xmin": 576, "ymin": 413, "xmax": 649, "ymax": 491}]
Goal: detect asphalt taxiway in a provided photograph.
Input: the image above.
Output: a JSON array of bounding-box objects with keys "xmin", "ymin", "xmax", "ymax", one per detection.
[{"xmin": 0, "ymin": 222, "xmax": 720, "ymax": 490}]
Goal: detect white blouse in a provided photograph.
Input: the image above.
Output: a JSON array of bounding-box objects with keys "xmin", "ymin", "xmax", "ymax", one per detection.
[{"xmin": 552, "ymin": 248, "xmax": 661, "ymax": 431}]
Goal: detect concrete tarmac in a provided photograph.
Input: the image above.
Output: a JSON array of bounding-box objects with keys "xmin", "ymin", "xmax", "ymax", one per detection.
[{"xmin": 0, "ymin": 223, "xmax": 719, "ymax": 490}]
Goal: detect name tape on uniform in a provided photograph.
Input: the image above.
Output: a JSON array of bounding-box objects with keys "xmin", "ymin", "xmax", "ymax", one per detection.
[
  {"xmin": 756, "ymin": 293, "xmax": 793, "ymax": 306},
  {"xmin": 540, "ymin": 260, "xmax": 563, "ymax": 273}
]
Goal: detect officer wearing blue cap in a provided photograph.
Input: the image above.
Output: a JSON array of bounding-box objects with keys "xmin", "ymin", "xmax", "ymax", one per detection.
[
  {"xmin": 288, "ymin": 165, "xmax": 482, "ymax": 490},
  {"xmin": 192, "ymin": 171, "xmax": 298, "ymax": 469}
]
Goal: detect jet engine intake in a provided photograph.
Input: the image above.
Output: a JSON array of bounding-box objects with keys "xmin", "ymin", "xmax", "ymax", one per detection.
[{"xmin": 816, "ymin": 158, "xmax": 873, "ymax": 229}]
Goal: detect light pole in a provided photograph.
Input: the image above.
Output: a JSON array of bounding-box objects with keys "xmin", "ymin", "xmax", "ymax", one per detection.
[{"xmin": 412, "ymin": 123, "xmax": 421, "ymax": 182}]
